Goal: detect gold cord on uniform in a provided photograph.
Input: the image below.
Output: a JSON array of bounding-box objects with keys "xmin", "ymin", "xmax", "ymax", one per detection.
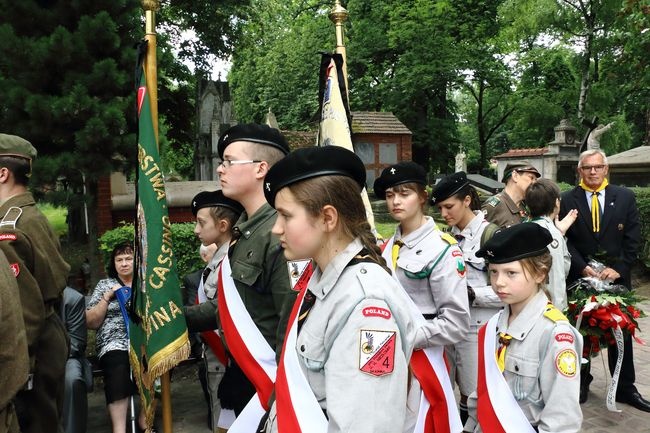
[{"xmin": 496, "ymin": 332, "xmax": 512, "ymax": 373}]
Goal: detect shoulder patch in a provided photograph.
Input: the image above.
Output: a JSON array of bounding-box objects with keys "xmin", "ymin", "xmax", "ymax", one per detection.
[
  {"xmin": 9, "ymin": 263, "xmax": 19, "ymax": 277},
  {"xmin": 555, "ymin": 332, "xmax": 574, "ymax": 344},
  {"xmin": 544, "ymin": 303, "xmax": 568, "ymax": 323},
  {"xmin": 555, "ymin": 349, "xmax": 578, "ymax": 377},
  {"xmin": 359, "ymin": 330, "xmax": 396, "ymax": 376},
  {"xmin": 0, "ymin": 233, "xmax": 17, "ymax": 241},
  {"xmin": 484, "ymin": 196, "xmax": 500, "ymax": 207},
  {"xmin": 440, "ymin": 232, "xmax": 457, "ymax": 245},
  {"xmin": 362, "ymin": 307, "xmax": 392, "ymax": 320}
]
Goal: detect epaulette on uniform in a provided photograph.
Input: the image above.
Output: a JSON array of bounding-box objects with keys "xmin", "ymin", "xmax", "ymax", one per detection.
[
  {"xmin": 0, "ymin": 207, "xmax": 23, "ymax": 230},
  {"xmin": 543, "ymin": 303, "xmax": 568, "ymax": 323},
  {"xmin": 440, "ymin": 232, "xmax": 458, "ymax": 246},
  {"xmin": 484, "ymin": 195, "xmax": 501, "ymax": 208}
]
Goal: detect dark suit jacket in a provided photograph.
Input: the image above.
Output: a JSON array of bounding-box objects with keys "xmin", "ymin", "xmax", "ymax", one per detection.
[
  {"xmin": 560, "ymin": 184, "xmax": 640, "ymax": 288},
  {"xmin": 60, "ymin": 287, "xmax": 87, "ymax": 358}
]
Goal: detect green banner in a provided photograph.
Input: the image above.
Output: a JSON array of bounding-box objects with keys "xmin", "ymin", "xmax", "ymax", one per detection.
[{"xmin": 130, "ymin": 40, "xmax": 190, "ymax": 429}]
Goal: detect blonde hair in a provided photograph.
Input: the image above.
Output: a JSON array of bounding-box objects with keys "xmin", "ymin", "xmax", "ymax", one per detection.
[
  {"xmin": 389, "ymin": 182, "xmax": 428, "ymax": 211},
  {"xmin": 519, "ymin": 251, "xmax": 553, "ymax": 297},
  {"xmin": 287, "ymin": 175, "xmax": 388, "ymax": 272}
]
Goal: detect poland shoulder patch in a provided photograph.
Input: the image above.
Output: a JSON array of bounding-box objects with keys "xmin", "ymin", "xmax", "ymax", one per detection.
[{"xmin": 359, "ymin": 330, "xmax": 396, "ymax": 376}]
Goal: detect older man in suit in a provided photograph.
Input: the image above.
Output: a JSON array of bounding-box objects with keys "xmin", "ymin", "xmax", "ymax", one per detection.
[{"xmin": 560, "ymin": 149, "xmax": 649, "ymax": 412}]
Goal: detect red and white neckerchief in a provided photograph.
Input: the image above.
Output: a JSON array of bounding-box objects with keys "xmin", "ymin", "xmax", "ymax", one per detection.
[
  {"xmin": 476, "ymin": 313, "xmax": 535, "ymax": 433},
  {"xmin": 196, "ymin": 272, "xmax": 228, "ymax": 366},
  {"xmin": 410, "ymin": 347, "xmax": 462, "ymax": 433},
  {"xmin": 274, "ymin": 261, "xmax": 328, "ymax": 433},
  {"xmin": 217, "ymin": 255, "xmax": 277, "ymax": 432}
]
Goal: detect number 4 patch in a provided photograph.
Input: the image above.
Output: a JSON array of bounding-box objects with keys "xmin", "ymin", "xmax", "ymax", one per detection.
[{"xmin": 359, "ymin": 330, "xmax": 396, "ymax": 376}]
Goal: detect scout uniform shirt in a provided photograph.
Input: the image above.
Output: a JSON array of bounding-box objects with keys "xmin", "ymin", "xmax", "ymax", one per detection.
[
  {"xmin": 384, "ymin": 217, "xmax": 470, "ymax": 348},
  {"xmin": 265, "ymin": 238, "xmax": 420, "ymax": 433},
  {"xmin": 482, "ymin": 190, "xmax": 529, "ymax": 228},
  {"xmin": 465, "ymin": 291, "xmax": 583, "ymax": 433},
  {"xmin": 532, "ymin": 216, "xmax": 571, "ymax": 310},
  {"xmin": 451, "ymin": 211, "xmax": 502, "ymax": 327}
]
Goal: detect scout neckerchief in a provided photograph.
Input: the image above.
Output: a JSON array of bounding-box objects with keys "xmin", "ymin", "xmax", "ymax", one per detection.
[
  {"xmin": 391, "ymin": 239, "xmax": 404, "ymax": 269},
  {"xmin": 477, "ymin": 313, "xmax": 536, "ymax": 433},
  {"xmin": 216, "ymin": 255, "xmax": 277, "ymax": 432},
  {"xmin": 196, "ymin": 264, "xmax": 228, "ymax": 366},
  {"xmin": 495, "ymin": 333, "xmax": 512, "ymax": 372},
  {"xmin": 274, "ymin": 261, "xmax": 329, "ymax": 433},
  {"xmin": 579, "ymin": 178, "xmax": 608, "ymax": 232}
]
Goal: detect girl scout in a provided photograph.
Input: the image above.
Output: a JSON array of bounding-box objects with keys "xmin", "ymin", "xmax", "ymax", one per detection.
[
  {"xmin": 373, "ymin": 162, "xmax": 470, "ymax": 429},
  {"xmin": 464, "ymin": 223, "xmax": 582, "ymax": 433},
  {"xmin": 432, "ymin": 171, "xmax": 502, "ymax": 425},
  {"xmin": 262, "ymin": 146, "xmax": 420, "ymax": 433}
]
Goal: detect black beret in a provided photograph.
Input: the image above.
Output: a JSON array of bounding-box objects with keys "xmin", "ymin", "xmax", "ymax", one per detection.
[
  {"xmin": 264, "ymin": 146, "xmax": 366, "ymax": 207},
  {"xmin": 217, "ymin": 123, "xmax": 289, "ymax": 158},
  {"xmin": 476, "ymin": 223, "xmax": 552, "ymax": 264},
  {"xmin": 191, "ymin": 190, "xmax": 244, "ymax": 217},
  {"xmin": 373, "ymin": 161, "xmax": 426, "ymax": 199},
  {"xmin": 502, "ymin": 162, "xmax": 541, "ymax": 182},
  {"xmin": 0, "ymin": 133, "xmax": 37, "ymax": 160},
  {"xmin": 430, "ymin": 171, "xmax": 470, "ymax": 205}
]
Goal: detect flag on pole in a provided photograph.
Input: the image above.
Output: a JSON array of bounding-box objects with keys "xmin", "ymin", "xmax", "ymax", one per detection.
[
  {"xmin": 130, "ymin": 40, "xmax": 190, "ymax": 428},
  {"xmin": 318, "ymin": 53, "xmax": 377, "ymax": 235}
]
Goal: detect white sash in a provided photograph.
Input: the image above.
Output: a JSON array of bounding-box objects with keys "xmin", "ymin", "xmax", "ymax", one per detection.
[
  {"xmin": 480, "ymin": 314, "xmax": 535, "ymax": 433},
  {"xmin": 218, "ymin": 256, "xmax": 277, "ymax": 432}
]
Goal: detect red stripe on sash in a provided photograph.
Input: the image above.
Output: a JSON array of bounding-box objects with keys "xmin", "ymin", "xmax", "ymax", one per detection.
[
  {"xmin": 276, "ymin": 262, "xmax": 314, "ymax": 433},
  {"xmin": 477, "ymin": 323, "xmax": 506, "ymax": 433},
  {"xmin": 411, "ymin": 350, "xmax": 451, "ymax": 433},
  {"xmin": 217, "ymin": 264, "xmax": 274, "ymax": 410}
]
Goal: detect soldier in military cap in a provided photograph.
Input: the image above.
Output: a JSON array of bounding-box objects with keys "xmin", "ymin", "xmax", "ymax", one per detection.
[
  {"xmin": 0, "ymin": 134, "xmax": 71, "ymax": 433},
  {"xmin": 463, "ymin": 223, "xmax": 582, "ymax": 433},
  {"xmin": 187, "ymin": 124, "xmax": 295, "ymax": 425},
  {"xmin": 482, "ymin": 162, "xmax": 540, "ymax": 228},
  {"xmin": 0, "ymin": 248, "xmax": 29, "ymax": 433}
]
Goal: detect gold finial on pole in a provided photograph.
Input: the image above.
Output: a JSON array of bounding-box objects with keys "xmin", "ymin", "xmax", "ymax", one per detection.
[
  {"xmin": 142, "ymin": 0, "xmax": 160, "ymax": 142},
  {"xmin": 329, "ymin": 0, "xmax": 349, "ymax": 93}
]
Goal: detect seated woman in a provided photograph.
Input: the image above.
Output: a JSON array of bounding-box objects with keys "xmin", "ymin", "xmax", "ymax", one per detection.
[{"xmin": 86, "ymin": 242, "xmax": 153, "ymax": 433}]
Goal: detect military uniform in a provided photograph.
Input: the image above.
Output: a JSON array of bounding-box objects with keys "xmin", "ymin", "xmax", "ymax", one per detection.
[
  {"xmin": 0, "ymin": 192, "xmax": 70, "ymax": 433},
  {"xmin": 0, "ymin": 249, "xmax": 29, "ymax": 433},
  {"xmin": 264, "ymin": 238, "xmax": 419, "ymax": 433},
  {"xmin": 464, "ymin": 291, "xmax": 583, "ymax": 432},
  {"xmin": 482, "ymin": 191, "xmax": 529, "ymax": 228}
]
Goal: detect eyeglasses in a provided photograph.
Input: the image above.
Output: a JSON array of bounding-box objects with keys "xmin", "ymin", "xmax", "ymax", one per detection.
[
  {"xmin": 579, "ymin": 164, "xmax": 606, "ymax": 172},
  {"xmin": 219, "ymin": 159, "xmax": 262, "ymax": 169}
]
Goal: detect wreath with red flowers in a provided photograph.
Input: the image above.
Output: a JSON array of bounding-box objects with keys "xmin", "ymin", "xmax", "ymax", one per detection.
[{"xmin": 566, "ymin": 280, "xmax": 645, "ymax": 359}]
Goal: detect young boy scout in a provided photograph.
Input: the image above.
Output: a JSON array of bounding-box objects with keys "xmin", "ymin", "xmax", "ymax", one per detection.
[
  {"xmin": 185, "ymin": 124, "xmax": 295, "ymax": 416},
  {"xmin": 0, "ymin": 134, "xmax": 70, "ymax": 433}
]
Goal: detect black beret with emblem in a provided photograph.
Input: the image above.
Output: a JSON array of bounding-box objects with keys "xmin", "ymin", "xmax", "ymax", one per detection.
[
  {"xmin": 217, "ymin": 123, "xmax": 289, "ymax": 158},
  {"xmin": 502, "ymin": 161, "xmax": 541, "ymax": 182},
  {"xmin": 0, "ymin": 133, "xmax": 38, "ymax": 160},
  {"xmin": 191, "ymin": 190, "xmax": 244, "ymax": 217},
  {"xmin": 430, "ymin": 171, "xmax": 470, "ymax": 205},
  {"xmin": 373, "ymin": 161, "xmax": 426, "ymax": 200},
  {"xmin": 264, "ymin": 146, "xmax": 366, "ymax": 208},
  {"xmin": 476, "ymin": 222, "xmax": 552, "ymax": 264}
]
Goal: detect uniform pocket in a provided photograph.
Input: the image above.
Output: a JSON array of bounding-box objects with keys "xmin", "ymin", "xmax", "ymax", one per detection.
[
  {"xmin": 231, "ymin": 260, "xmax": 262, "ymax": 287},
  {"xmin": 505, "ymin": 354, "xmax": 541, "ymax": 402},
  {"xmin": 297, "ymin": 328, "xmax": 326, "ymax": 371}
]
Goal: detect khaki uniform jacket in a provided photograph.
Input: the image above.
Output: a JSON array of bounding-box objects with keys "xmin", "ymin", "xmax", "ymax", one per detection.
[
  {"xmin": 0, "ymin": 249, "xmax": 29, "ymax": 409},
  {"xmin": 0, "ymin": 192, "xmax": 70, "ymax": 351},
  {"xmin": 266, "ymin": 238, "xmax": 420, "ymax": 433},
  {"xmin": 465, "ymin": 291, "xmax": 583, "ymax": 433},
  {"xmin": 383, "ymin": 217, "xmax": 470, "ymax": 348},
  {"xmin": 482, "ymin": 191, "xmax": 529, "ymax": 228},
  {"xmin": 184, "ymin": 203, "xmax": 294, "ymax": 354}
]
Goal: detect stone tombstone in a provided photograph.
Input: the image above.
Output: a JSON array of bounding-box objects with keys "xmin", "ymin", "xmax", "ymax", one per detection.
[
  {"xmin": 587, "ymin": 122, "xmax": 614, "ymax": 150},
  {"xmin": 455, "ymin": 150, "xmax": 467, "ymax": 173}
]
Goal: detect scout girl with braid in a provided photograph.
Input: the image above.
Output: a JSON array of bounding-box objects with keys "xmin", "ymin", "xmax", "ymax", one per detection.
[
  {"xmin": 261, "ymin": 146, "xmax": 419, "ymax": 433},
  {"xmin": 464, "ymin": 223, "xmax": 582, "ymax": 433}
]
